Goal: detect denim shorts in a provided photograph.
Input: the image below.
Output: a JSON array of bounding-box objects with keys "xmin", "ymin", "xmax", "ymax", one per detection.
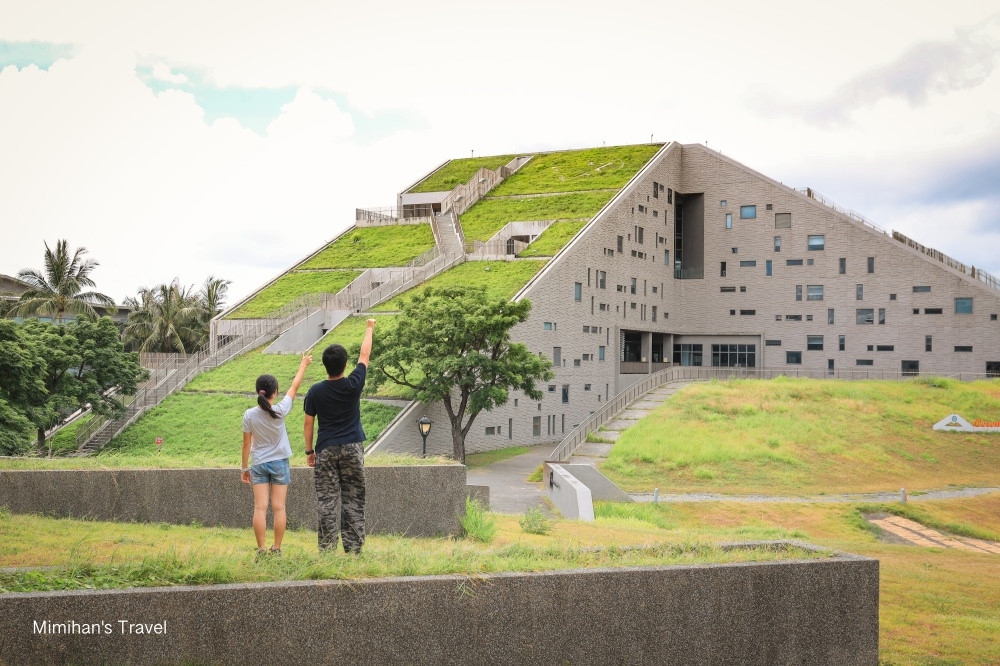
[{"xmin": 250, "ymin": 458, "xmax": 291, "ymax": 485}]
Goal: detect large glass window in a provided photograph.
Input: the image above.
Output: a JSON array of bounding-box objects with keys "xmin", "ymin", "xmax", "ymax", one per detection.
[
  {"xmin": 807, "ymin": 285, "xmax": 824, "ymax": 301},
  {"xmin": 807, "ymin": 235, "xmax": 825, "ymax": 251},
  {"xmin": 902, "ymin": 360, "xmax": 919, "ymax": 376},
  {"xmin": 673, "ymin": 343, "xmax": 703, "ymax": 367},
  {"xmin": 955, "ymin": 298, "xmax": 973, "ymax": 314},
  {"xmin": 856, "ymin": 309, "xmax": 874, "ymax": 324},
  {"xmin": 807, "ymin": 335, "xmax": 824, "ymax": 351},
  {"xmin": 786, "ymin": 351, "xmax": 802, "ymax": 364},
  {"xmin": 740, "ymin": 205, "xmax": 756, "ymax": 219},
  {"xmin": 711, "ymin": 344, "xmax": 756, "ymax": 368}
]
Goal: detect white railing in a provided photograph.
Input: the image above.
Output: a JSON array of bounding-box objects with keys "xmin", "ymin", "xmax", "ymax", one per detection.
[
  {"xmin": 355, "ymin": 207, "xmax": 433, "ymax": 226},
  {"xmin": 892, "ymin": 231, "xmax": 999, "ymax": 293},
  {"xmin": 549, "ymin": 366, "xmax": 1000, "ymax": 462},
  {"xmin": 797, "ymin": 187, "xmax": 888, "ymax": 236},
  {"xmin": 76, "ymin": 295, "xmax": 325, "ymax": 452}
]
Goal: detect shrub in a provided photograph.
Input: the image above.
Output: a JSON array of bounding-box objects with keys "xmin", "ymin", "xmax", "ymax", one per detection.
[
  {"xmin": 459, "ymin": 497, "xmax": 497, "ymax": 544},
  {"xmin": 518, "ymin": 507, "xmax": 553, "ymax": 535}
]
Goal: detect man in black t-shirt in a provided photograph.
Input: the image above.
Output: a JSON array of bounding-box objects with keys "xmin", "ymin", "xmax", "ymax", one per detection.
[{"xmin": 304, "ymin": 318, "xmax": 375, "ymax": 553}]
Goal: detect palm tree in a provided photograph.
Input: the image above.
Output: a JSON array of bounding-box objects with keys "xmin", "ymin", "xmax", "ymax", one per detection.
[
  {"xmin": 198, "ymin": 276, "xmax": 231, "ymax": 323},
  {"xmin": 122, "ymin": 280, "xmax": 203, "ymax": 353},
  {"xmin": 15, "ymin": 240, "xmax": 116, "ymax": 323}
]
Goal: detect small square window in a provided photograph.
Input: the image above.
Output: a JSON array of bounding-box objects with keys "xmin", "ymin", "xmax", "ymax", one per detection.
[
  {"xmin": 732, "ymin": 247, "xmax": 738, "ymax": 254},
  {"xmin": 992, "ymin": 314, "xmax": 998, "ymax": 321},
  {"xmin": 807, "ymin": 335, "xmax": 824, "ymax": 351},
  {"xmin": 740, "ymin": 205, "xmax": 756, "ymax": 219},
  {"xmin": 807, "ymin": 235, "xmax": 825, "ymax": 251},
  {"xmin": 720, "ymin": 200, "xmax": 727, "ymax": 207},
  {"xmin": 766, "ymin": 204, "xmax": 773, "ymax": 211},
  {"xmin": 889, "ymin": 294, "xmax": 896, "ymax": 300},
  {"xmin": 786, "ymin": 351, "xmax": 802, "ymax": 364},
  {"xmin": 543, "ymin": 322, "xmax": 552, "ymax": 331},
  {"xmin": 955, "ymin": 298, "xmax": 973, "ymax": 314}
]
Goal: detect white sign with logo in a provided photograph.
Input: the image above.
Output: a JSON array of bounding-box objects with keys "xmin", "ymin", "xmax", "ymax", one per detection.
[{"xmin": 933, "ymin": 414, "xmax": 1000, "ymax": 433}]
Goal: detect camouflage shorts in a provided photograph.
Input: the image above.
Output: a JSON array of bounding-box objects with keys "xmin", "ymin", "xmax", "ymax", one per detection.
[{"xmin": 314, "ymin": 442, "xmax": 366, "ymax": 553}]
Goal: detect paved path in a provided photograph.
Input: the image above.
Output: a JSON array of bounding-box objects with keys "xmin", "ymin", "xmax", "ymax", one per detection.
[
  {"xmin": 866, "ymin": 513, "xmax": 1000, "ymax": 554},
  {"xmin": 630, "ymin": 487, "xmax": 1000, "ymax": 503},
  {"xmin": 466, "ymin": 445, "xmax": 552, "ymax": 514}
]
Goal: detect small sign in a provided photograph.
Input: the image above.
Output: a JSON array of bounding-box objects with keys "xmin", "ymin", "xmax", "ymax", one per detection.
[
  {"xmin": 933, "ymin": 414, "xmax": 1000, "ymax": 433},
  {"xmin": 155, "ymin": 436, "xmax": 163, "ymax": 447}
]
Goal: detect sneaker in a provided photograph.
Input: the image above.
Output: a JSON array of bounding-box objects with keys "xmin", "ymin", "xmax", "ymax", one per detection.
[
  {"xmin": 254, "ymin": 547, "xmax": 267, "ymax": 562},
  {"xmin": 269, "ymin": 546, "xmax": 282, "ymax": 557}
]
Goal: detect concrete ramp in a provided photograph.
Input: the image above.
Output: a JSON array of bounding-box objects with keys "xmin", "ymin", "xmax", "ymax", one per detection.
[
  {"xmin": 265, "ymin": 310, "xmax": 349, "ymax": 354},
  {"xmin": 562, "ymin": 464, "xmax": 633, "ymax": 503}
]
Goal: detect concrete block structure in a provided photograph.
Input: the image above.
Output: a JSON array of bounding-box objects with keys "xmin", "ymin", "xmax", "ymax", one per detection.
[{"xmin": 223, "ymin": 142, "xmax": 1000, "ymax": 457}]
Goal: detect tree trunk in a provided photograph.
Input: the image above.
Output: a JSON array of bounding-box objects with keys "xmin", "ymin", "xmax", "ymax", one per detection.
[
  {"xmin": 36, "ymin": 427, "xmax": 47, "ymax": 456},
  {"xmin": 451, "ymin": 427, "xmax": 465, "ymax": 464}
]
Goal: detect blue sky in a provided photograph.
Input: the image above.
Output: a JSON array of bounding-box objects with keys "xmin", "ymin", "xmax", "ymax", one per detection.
[{"xmin": 0, "ymin": 1, "xmax": 997, "ymax": 305}]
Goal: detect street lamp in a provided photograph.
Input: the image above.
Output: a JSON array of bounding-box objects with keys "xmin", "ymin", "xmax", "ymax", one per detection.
[{"xmin": 417, "ymin": 417, "xmax": 432, "ymax": 457}]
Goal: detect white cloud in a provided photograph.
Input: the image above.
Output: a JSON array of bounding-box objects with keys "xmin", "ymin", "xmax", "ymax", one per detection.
[{"xmin": 1, "ymin": 0, "xmax": 998, "ymax": 305}]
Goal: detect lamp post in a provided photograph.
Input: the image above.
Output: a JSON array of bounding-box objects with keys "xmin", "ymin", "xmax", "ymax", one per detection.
[{"xmin": 417, "ymin": 417, "xmax": 432, "ymax": 457}]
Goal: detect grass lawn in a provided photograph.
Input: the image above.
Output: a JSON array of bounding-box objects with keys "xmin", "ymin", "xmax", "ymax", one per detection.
[
  {"xmin": 464, "ymin": 446, "xmax": 532, "ymax": 469},
  {"xmin": 0, "ymin": 509, "xmax": 821, "ymax": 592},
  {"xmin": 0, "ymin": 392, "xmax": 402, "ymax": 469},
  {"xmin": 408, "ymin": 154, "xmax": 523, "ymax": 193},
  {"xmin": 593, "ymin": 495, "xmax": 1000, "ymax": 665},
  {"xmin": 226, "ymin": 270, "xmax": 361, "ymax": 319},
  {"xmin": 460, "ymin": 191, "xmax": 613, "ymax": 242},
  {"xmin": 600, "ymin": 377, "xmax": 1000, "ymax": 495},
  {"xmin": 373, "ymin": 260, "xmax": 546, "ymax": 312},
  {"xmin": 517, "ymin": 220, "xmax": 588, "ymax": 257},
  {"xmin": 296, "ymin": 225, "xmax": 435, "ymax": 270},
  {"xmin": 489, "ymin": 144, "xmax": 661, "ymax": 196},
  {"xmin": 45, "ymin": 414, "xmax": 95, "ymax": 455}
]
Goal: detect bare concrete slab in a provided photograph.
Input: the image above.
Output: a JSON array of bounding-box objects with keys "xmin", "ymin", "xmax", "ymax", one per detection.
[
  {"xmin": 604, "ymin": 418, "xmax": 639, "ymax": 431},
  {"xmin": 622, "ymin": 408, "xmax": 652, "ymax": 420},
  {"xmin": 574, "ymin": 442, "xmax": 614, "ymax": 457},
  {"xmin": 562, "ymin": 464, "xmax": 633, "ymax": 502}
]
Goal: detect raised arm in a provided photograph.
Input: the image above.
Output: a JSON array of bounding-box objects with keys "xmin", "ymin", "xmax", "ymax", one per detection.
[
  {"xmin": 358, "ymin": 319, "xmax": 375, "ymax": 366},
  {"xmin": 286, "ymin": 353, "xmax": 313, "ymax": 401}
]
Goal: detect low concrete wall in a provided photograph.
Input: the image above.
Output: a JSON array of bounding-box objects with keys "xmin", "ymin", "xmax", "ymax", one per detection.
[
  {"xmin": 0, "ymin": 542, "xmax": 879, "ymax": 665},
  {"xmin": 544, "ymin": 463, "xmax": 594, "ymax": 521},
  {"xmin": 0, "ymin": 466, "xmax": 466, "ymax": 537}
]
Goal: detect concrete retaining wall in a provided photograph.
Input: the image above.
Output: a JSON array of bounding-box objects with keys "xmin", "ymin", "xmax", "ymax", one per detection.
[
  {"xmin": 0, "ymin": 466, "xmax": 466, "ymax": 537},
  {"xmin": 0, "ymin": 542, "xmax": 878, "ymax": 665}
]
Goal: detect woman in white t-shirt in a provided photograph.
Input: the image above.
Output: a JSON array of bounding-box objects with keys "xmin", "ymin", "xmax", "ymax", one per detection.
[{"xmin": 241, "ymin": 353, "xmax": 312, "ymax": 557}]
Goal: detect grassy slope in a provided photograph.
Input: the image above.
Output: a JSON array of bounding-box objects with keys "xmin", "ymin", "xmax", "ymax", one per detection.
[
  {"xmin": 517, "ymin": 220, "xmax": 588, "ymax": 258},
  {"xmin": 227, "ymin": 270, "xmax": 361, "ymax": 319},
  {"xmin": 296, "ymin": 225, "xmax": 435, "ymax": 270},
  {"xmin": 185, "ymin": 315, "xmax": 412, "ymax": 399},
  {"xmin": 601, "ymin": 377, "xmax": 1000, "ymax": 495},
  {"xmin": 408, "ymin": 154, "xmax": 522, "ymax": 193},
  {"xmin": 489, "ymin": 144, "xmax": 662, "ymax": 196},
  {"xmin": 373, "ymin": 260, "xmax": 546, "ymax": 312},
  {"xmin": 461, "ymin": 191, "xmax": 613, "ymax": 242},
  {"xmin": 87, "ymin": 392, "xmax": 401, "ymax": 467}
]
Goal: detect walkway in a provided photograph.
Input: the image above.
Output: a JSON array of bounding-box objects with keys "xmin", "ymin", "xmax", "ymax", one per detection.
[
  {"xmin": 867, "ymin": 513, "xmax": 1000, "ymax": 554},
  {"xmin": 466, "ymin": 445, "xmax": 552, "ymax": 515},
  {"xmin": 569, "ymin": 382, "xmax": 691, "ymax": 464}
]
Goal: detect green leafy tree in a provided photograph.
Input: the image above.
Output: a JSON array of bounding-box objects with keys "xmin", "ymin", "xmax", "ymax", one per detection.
[
  {"xmin": 197, "ymin": 275, "xmax": 231, "ymax": 329},
  {"xmin": 0, "ymin": 320, "xmax": 47, "ymax": 454},
  {"xmin": 366, "ymin": 287, "xmax": 553, "ymax": 462},
  {"xmin": 18, "ymin": 318, "xmax": 146, "ymax": 455},
  {"xmin": 14, "ymin": 240, "xmax": 116, "ymax": 323}
]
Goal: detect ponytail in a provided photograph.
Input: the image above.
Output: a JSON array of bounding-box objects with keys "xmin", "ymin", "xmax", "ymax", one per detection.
[{"xmin": 255, "ymin": 374, "xmax": 280, "ymax": 420}]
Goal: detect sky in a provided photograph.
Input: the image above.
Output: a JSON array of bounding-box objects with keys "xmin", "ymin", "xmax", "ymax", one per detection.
[{"xmin": 1, "ymin": 0, "xmax": 998, "ymax": 307}]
